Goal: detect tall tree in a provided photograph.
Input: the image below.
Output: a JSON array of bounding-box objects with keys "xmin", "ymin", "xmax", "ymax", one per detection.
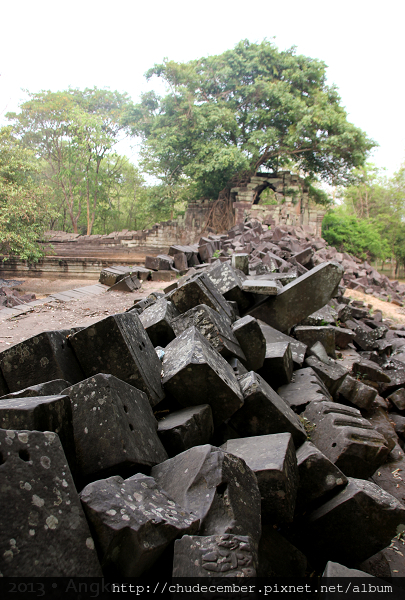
[{"xmin": 128, "ymin": 39, "xmax": 376, "ymax": 204}]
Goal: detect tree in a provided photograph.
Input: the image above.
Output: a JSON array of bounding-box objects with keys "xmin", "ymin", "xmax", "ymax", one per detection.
[
  {"xmin": 7, "ymin": 88, "xmax": 133, "ymax": 235},
  {"xmin": 128, "ymin": 39, "xmax": 376, "ymax": 205},
  {"xmin": 0, "ymin": 126, "xmax": 55, "ymax": 260}
]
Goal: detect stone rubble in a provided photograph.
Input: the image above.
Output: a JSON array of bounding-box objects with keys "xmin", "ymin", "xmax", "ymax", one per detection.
[{"xmin": 2, "ymin": 219, "xmax": 405, "ymax": 579}]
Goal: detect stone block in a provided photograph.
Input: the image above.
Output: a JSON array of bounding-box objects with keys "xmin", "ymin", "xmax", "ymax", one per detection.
[
  {"xmin": 107, "ymin": 274, "xmax": 141, "ymax": 292},
  {"xmin": 161, "ymin": 327, "xmax": 243, "ymax": 426},
  {"xmin": 295, "ymin": 326, "xmax": 336, "ymax": 358},
  {"xmin": 242, "ymin": 280, "xmax": 279, "ymax": 295},
  {"xmin": 323, "ymin": 561, "xmax": 374, "ymax": 577},
  {"xmin": 222, "ymin": 433, "xmax": 298, "ymax": 523},
  {"xmin": 207, "ymin": 261, "xmax": 251, "ymax": 311},
  {"xmin": 352, "ymin": 358, "xmax": 391, "ymax": 383},
  {"xmin": 0, "ymin": 330, "xmax": 84, "ymax": 393},
  {"xmin": 231, "ymin": 253, "xmax": 249, "ymax": 275},
  {"xmin": 246, "ymin": 262, "xmax": 344, "ymax": 332},
  {"xmin": 302, "ymin": 401, "xmax": 390, "ymax": 479},
  {"xmin": 305, "ymin": 356, "xmax": 349, "ymax": 397},
  {"xmin": 69, "ymin": 312, "xmax": 164, "ymax": 407},
  {"xmin": 300, "ymin": 477, "xmax": 405, "ymax": 565},
  {"xmin": 300, "ymin": 304, "xmax": 337, "ymax": 326},
  {"xmin": 258, "ymin": 320, "xmax": 307, "ymax": 368},
  {"xmin": 365, "ymin": 407, "xmax": 398, "ymax": 452},
  {"xmin": 258, "ymin": 524, "xmax": 307, "ymax": 577},
  {"xmin": 330, "ymin": 326, "xmax": 356, "ymax": 349},
  {"xmin": 258, "ymin": 341, "xmax": 293, "ymax": 388},
  {"xmin": 0, "ymin": 429, "xmax": 102, "ymax": 576},
  {"xmin": 168, "ymin": 272, "xmax": 234, "ymax": 321},
  {"xmin": 171, "ymin": 304, "xmax": 246, "ymax": 361},
  {"xmin": 0, "ymin": 370, "xmax": 8, "ymax": 396},
  {"xmin": 139, "ymin": 298, "xmax": 180, "ymax": 347},
  {"xmin": 337, "ymin": 374, "xmax": 378, "ymax": 409},
  {"xmin": 62, "ymin": 374, "xmax": 168, "ymax": 483},
  {"xmin": 80, "ymin": 473, "xmax": 199, "ymax": 576},
  {"xmin": 158, "ymin": 404, "xmax": 214, "ymax": 457},
  {"xmin": 227, "ymin": 357, "xmax": 248, "ymax": 377},
  {"xmin": 388, "ymin": 388, "xmax": 405, "ymax": 411},
  {"xmin": 296, "ymin": 442, "xmax": 348, "ymax": 510},
  {"xmin": 307, "ymin": 341, "xmax": 332, "ymax": 364},
  {"xmin": 232, "ymin": 315, "xmax": 266, "ymax": 371},
  {"xmin": 228, "ymin": 372, "xmax": 307, "ymax": 447},
  {"xmin": 99, "ymin": 266, "xmax": 131, "ymax": 286},
  {"xmin": 0, "ymin": 379, "xmax": 71, "ymax": 399},
  {"xmin": 173, "ymin": 534, "xmax": 256, "ymax": 577},
  {"xmin": 174, "ymin": 252, "xmax": 188, "ymax": 271},
  {"xmin": 278, "ymin": 367, "xmax": 331, "ymax": 412},
  {"xmin": 151, "ymin": 445, "xmax": 261, "ymax": 546}
]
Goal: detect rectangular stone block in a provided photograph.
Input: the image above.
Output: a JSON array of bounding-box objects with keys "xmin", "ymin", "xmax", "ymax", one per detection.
[
  {"xmin": 295, "ymin": 325, "xmax": 336, "ymax": 358},
  {"xmin": 305, "ymin": 356, "xmax": 349, "ymax": 397},
  {"xmin": 231, "ymin": 254, "xmax": 249, "ymax": 275},
  {"xmin": 207, "ymin": 261, "xmax": 251, "ymax": 311},
  {"xmin": 158, "ymin": 404, "xmax": 214, "ymax": 457},
  {"xmin": 258, "ymin": 341, "xmax": 293, "ymax": 389},
  {"xmin": 278, "ymin": 367, "xmax": 331, "ymax": 412},
  {"xmin": 258, "ymin": 320, "xmax": 307, "ymax": 368},
  {"xmin": 0, "ymin": 379, "xmax": 71, "ymax": 399},
  {"xmin": 246, "ymin": 262, "xmax": 344, "ymax": 332},
  {"xmin": 228, "ymin": 372, "xmax": 307, "ymax": 447},
  {"xmin": 69, "ymin": 312, "xmax": 164, "ymax": 406},
  {"xmin": 242, "ymin": 280, "xmax": 279, "ymax": 295},
  {"xmin": 169, "ymin": 272, "xmax": 234, "ymax": 321},
  {"xmin": 0, "ymin": 429, "xmax": 102, "ymax": 576},
  {"xmin": 139, "ymin": 298, "xmax": 180, "ymax": 347},
  {"xmin": 0, "ymin": 330, "xmax": 84, "ymax": 393},
  {"xmin": 222, "ymin": 433, "xmax": 298, "ymax": 523},
  {"xmin": 232, "ymin": 315, "xmax": 266, "ymax": 371},
  {"xmin": 337, "ymin": 374, "xmax": 378, "ymax": 410},
  {"xmin": 62, "ymin": 373, "xmax": 168, "ymax": 483},
  {"xmin": 161, "ymin": 327, "xmax": 243, "ymax": 426}
]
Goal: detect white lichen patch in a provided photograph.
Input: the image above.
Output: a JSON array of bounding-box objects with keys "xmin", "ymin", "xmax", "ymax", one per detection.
[{"xmin": 32, "ymin": 495, "xmax": 45, "ymax": 507}]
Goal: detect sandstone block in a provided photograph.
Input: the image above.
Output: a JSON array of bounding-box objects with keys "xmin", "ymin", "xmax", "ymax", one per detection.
[{"xmin": 158, "ymin": 404, "xmax": 214, "ymax": 457}]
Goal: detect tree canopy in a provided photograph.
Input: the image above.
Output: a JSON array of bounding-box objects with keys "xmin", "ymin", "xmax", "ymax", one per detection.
[{"xmin": 128, "ymin": 39, "xmax": 376, "ymax": 201}]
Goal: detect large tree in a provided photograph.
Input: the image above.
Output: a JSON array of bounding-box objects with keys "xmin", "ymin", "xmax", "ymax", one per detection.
[{"xmin": 128, "ymin": 39, "xmax": 376, "ymax": 204}]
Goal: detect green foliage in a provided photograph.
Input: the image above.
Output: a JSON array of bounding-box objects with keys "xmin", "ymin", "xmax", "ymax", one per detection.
[{"xmin": 0, "ymin": 127, "xmax": 56, "ymax": 260}]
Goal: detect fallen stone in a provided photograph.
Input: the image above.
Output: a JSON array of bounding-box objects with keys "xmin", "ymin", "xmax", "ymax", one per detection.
[
  {"xmin": 257, "ymin": 524, "xmax": 307, "ymax": 577},
  {"xmin": 302, "ymin": 401, "xmax": 390, "ymax": 479},
  {"xmin": 371, "ymin": 444, "xmax": 405, "ymax": 505},
  {"xmin": 173, "ymin": 534, "xmax": 256, "ymax": 577},
  {"xmin": 69, "ymin": 312, "xmax": 164, "ymax": 407},
  {"xmin": 242, "ymin": 280, "xmax": 279, "ymax": 295},
  {"xmin": 379, "ymin": 368, "xmax": 405, "ymax": 397},
  {"xmin": 232, "ymin": 315, "xmax": 266, "ymax": 371},
  {"xmin": 0, "ymin": 330, "xmax": 84, "ymax": 393},
  {"xmin": 278, "ymin": 367, "xmax": 331, "ymax": 412},
  {"xmin": 151, "ymin": 445, "xmax": 261, "ymax": 546},
  {"xmin": 232, "ymin": 254, "xmax": 249, "ymax": 275},
  {"xmin": 174, "ymin": 252, "xmax": 188, "ymax": 271},
  {"xmin": 365, "ymin": 406, "xmax": 398, "ymax": 452},
  {"xmin": 157, "ymin": 404, "xmax": 214, "ymax": 457},
  {"xmin": 207, "ymin": 262, "xmax": 251, "ymax": 311},
  {"xmin": 337, "ymin": 374, "xmax": 378, "ymax": 410},
  {"xmin": 300, "ymin": 304, "xmax": 338, "ymax": 326},
  {"xmin": 331, "ymin": 326, "xmax": 356, "ymax": 349},
  {"xmin": 0, "ymin": 379, "xmax": 71, "ymax": 400},
  {"xmin": 258, "ymin": 341, "xmax": 293, "ymax": 388},
  {"xmin": 305, "ymin": 357, "xmax": 348, "ymax": 397},
  {"xmin": 258, "ymin": 320, "xmax": 307, "ymax": 368},
  {"xmin": 139, "ymin": 298, "xmax": 180, "ymax": 347},
  {"xmin": 388, "ymin": 388, "xmax": 405, "ymax": 411},
  {"xmin": 0, "ymin": 429, "xmax": 102, "ymax": 576},
  {"xmin": 99, "ymin": 266, "xmax": 133, "ymax": 286},
  {"xmin": 80, "ymin": 473, "xmax": 199, "ymax": 576},
  {"xmin": 228, "ymin": 372, "xmax": 307, "ymax": 447},
  {"xmin": 307, "ymin": 340, "xmax": 332, "ymax": 364},
  {"xmin": 227, "ymin": 357, "xmax": 248, "ymax": 377},
  {"xmin": 295, "ymin": 326, "xmax": 336, "ymax": 358},
  {"xmin": 246, "ymin": 262, "xmax": 344, "ymax": 332},
  {"xmin": 62, "ymin": 374, "xmax": 168, "ymax": 484},
  {"xmin": 168, "ymin": 273, "xmax": 234, "ymax": 322},
  {"xmin": 222, "ymin": 433, "xmax": 298, "ymax": 523},
  {"xmin": 323, "ymin": 561, "xmax": 374, "ymax": 577},
  {"xmin": 107, "ymin": 274, "xmax": 142, "ymax": 292},
  {"xmin": 352, "ymin": 358, "xmax": 391, "ymax": 383}
]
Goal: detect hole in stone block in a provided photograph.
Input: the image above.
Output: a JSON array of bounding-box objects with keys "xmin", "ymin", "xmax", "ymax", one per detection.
[
  {"xmin": 19, "ymin": 449, "xmax": 30, "ymax": 462},
  {"xmin": 123, "ymin": 405, "xmax": 128, "ymax": 413},
  {"xmin": 139, "ymin": 345, "xmax": 143, "ymax": 351},
  {"xmin": 129, "ymin": 424, "xmax": 134, "ymax": 432},
  {"xmin": 0, "ymin": 451, "xmax": 5, "ymax": 465},
  {"xmin": 216, "ymin": 482, "xmax": 228, "ymax": 497},
  {"xmin": 331, "ymin": 443, "xmax": 337, "ymax": 447}
]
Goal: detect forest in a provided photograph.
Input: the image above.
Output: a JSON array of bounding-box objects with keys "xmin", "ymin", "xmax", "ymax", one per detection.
[{"xmin": 0, "ymin": 39, "xmax": 404, "ymax": 269}]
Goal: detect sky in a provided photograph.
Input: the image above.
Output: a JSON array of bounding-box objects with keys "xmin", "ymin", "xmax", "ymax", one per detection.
[{"xmin": 1, "ymin": 0, "xmax": 404, "ymax": 177}]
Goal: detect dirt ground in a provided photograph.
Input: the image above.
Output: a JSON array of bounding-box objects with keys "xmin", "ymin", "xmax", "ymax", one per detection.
[{"xmin": 344, "ymin": 289, "xmax": 405, "ymax": 326}]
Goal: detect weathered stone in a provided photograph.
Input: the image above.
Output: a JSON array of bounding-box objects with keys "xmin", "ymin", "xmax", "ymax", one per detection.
[
  {"xmin": 158, "ymin": 404, "xmax": 214, "ymax": 457},
  {"xmin": 352, "ymin": 358, "xmax": 391, "ymax": 383},
  {"xmin": 305, "ymin": 356, "xmax": 349, "ymax": 397},
  {"xmin": 330, "ymin": 326, "xmax": 356, "ymax": 349},
  {"xmin": 0, "ymin": 379, "xmax": 71, "ymax": 400},
  {"xmin": 99, "ymin": 266, "xmax": 132, "ymax": 286},
  {"xmin": 107, "ymin": 274, "xmax": 141, "ymax": 292},
  {"xmin": 69, "ymin": 312, "xmax": 164, "ymax": 407},
  {"xmin": 295, "ymin": 326, "xmax": 336, "ymax": 358},
  {"xmin": 371, "ymin": 444, "xmax": 405, "ymax": 505},
  {"xmin": 246, "ymin": 262, "xmax": 344, "ymax": 332},
  {"xmin": 302, "ymin": 401, "xmax": 390, "ymax": 479},
  {"xmin": 337, "ymin": 374, "xmax": 378, "ymax": 409},
  {"xmin": 346, "ymin": 319, "xmax": 387, "ymax": 351},
  {"xmin": 0, "ymin": 429, "xmax": 102, "ymax": 576},
  {"xmin": 232, "ymin": 315, "xmax": 266, "ymax": 371},
  {"xmin": 171, "ymin": 304, "xmax": 245, "ymax": 361},
  {"xmin": 228, "ymin": 372, "xmax": 307, "ymax": 447},
  {"xmin": 207, "ymin": 262, "xmax": 251, "ymax": 311},
  {"xmin": 300, "ymin": 304, "xmax": 338, "ymax": 326},
  {"xmin": 379, "ymin": 368, "xmax": 405, "ymax": 397},
  {"xmin": 307, "ymin": 341, "xmax": 332, "ymax": 364},
  {"xmin": 145, "ymin": 254, "xmax": 174, "ymax": 271},
  {"xmin": 299, "ymin": 477, "xmax": 405, "ymax": 565},
  {"xmin": 296, "ymin": 442, "xmax": 348, "ymax": 510},
  {"xmin": 323, "ymin": 561, "xmax": 374, "ymax": 577},
  {"xmin": 258, "ymin": 342, "xmax": 293, "ymax": 389},
  {"xmin": 278, "ymin": 367, "xmax": 331, "ymax": 412},
  {"xmin": 151, "ymin": 445, "xmax": 261, "ymax": 546},
  {"xmin": 242, "ymin": 280, "xmax": 279, "ymax": 295},
  {"xmin": 173, "ymin": 252, "xmax": 188, "ymax": 271},
  {"xmin": 222, "ymin": 433, "xmax": 298, "ymax": 523},
  {"xmin": 168, "ymin": 273, "xmax": 234, "ymax": 321},
  {"xmin": 0, "ymin": 330, "xmax": 84, "ymax": 393},
  {"xmin": 258, "ymin": 319, "xmax": 307, "ymax": 368},
  {"xmin": 80, "ymin": 473, "xmax": 199, "ymax": 576},
  {"xmin": 388, "ymin": 388, "xmax": 405, "ymax": 411},
  {"xmin": 0, "ymin": 370, "xmax": 8, "ymax": 396},
  {"xmin": 365, "ymin": 407, "xmax": 398, "ymax": 452},
  {"xmin": 231, "ymin": 254, "xmax": 249, "ymax": 275},
  {"xmin": 227, "ymin": 357, "xmax": 248, "ymax": 377},
  {"xmin": 139, "ymin": 298, "xmax": 180, "ymax": 347},
  {"xmin": 173, "ymin": 534, "xmax": 256, "ymax": 577},
  {"xmin": 62, "ymin": 374, "xmax": 168, "ymax": 483},
  {"xmin": 257, "ymin": 524, "xmax": 307, "ymax": 577},
  {"xmin": 161, "ymin": 327, "xmax": 243, "ymax": 426}
]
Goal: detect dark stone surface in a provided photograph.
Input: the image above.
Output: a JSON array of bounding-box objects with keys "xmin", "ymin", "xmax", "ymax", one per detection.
[
  {"xmin": 227, "ymin": 357, "xmax": 249, "ymax": 377},
  {"xmin": 80, "ymin": 473, "xmax": 199, "ymax": 576},
  {"xmin": 161, "ymin": 327, "xmax": 243, "ymax": 426},
  {"xmin": 258, "ymin": 524, "xmax": 307, "ymax": 577},
  {"xmin": 222, "ymin": 432, "xmax": 298, "ymax": 523},
  {"xmin": 258, "ymin": 341, "xmax": 293, "ymax": 389},
  {"xmin": 232, "ymin": 315, "xmax": 266, "ymax": 371},
  {"xmin": 331, "ymin": 326, "xmax": 356, "ymax": 349},
  {"xmin": 370, "ymin": 444, "xmax": 405, "ymax": 505},
  {"xmin": 0, "ymin": 429, "xmax": 102, "ymax": 576},
  {"xmin": 0, "ymin": 370, "xmax": 8, "ymax": 396},
  {"xmin": 168, "ymin": 273, "xmax": 234, "ymax": 321},
  {"xmin": 207, "ymin": 262, "xmax": 251, "ymax": 311},
  {"xmin": 300, "ymin": 304, "xmax": 338, "ymax": 326},
  {"xmin": 231, "ymin": 254, "xmax": 249, "ymax": 275},
  {"xmin": 69, "ymin": 312, "xmax": 164, "ymax": 407},
  {"xmin": 0, "ymin": 330, "xmax": 84, "ymax": 393},
  {"xmin": 337, "ymin": 374, "xmax": 378, "ymax": 409},
  {"xmin": 62, "ymin": 374, "xmax": 168, "ymax": 483},
  {"xmin": 158, "ymin": 404, "xmax": 214, "ymax": 457},
  {"xmin": 388, "ymin": 388, "xmax": 405, "ymax": 411},
  {"xmin": 352, "ymin": 358, "xmax": 391, "ymax": 383},
  {"xmin": 258, "ymin": 320, "xmax": 307, "ymax": 368},
  {"xmin": 0, "ymin": 379, "xmax": 71, "ymax": 400},
  {"xmin": 246, "ymin": 262, "xmax": 344, "ymax": 332},
  {"xmin": 302, "ymin": 400, "xmax": 390, "ymax": 479},
  {"xmin": 305, "ymin": 356, "xmax": 349, "ymax": 397},
  {"xmin": 228, "ymin": 372, "xmax": 307, "ymax": 447},
  {"xmin": 295, "ymin": 326, "xmax": 336, "ymax": 358},
  {"xmin": 173, "ymin": 534, "xmax": 256, "ymax": 577},
  {"xmin": 172, "ymin": 304, "xmax": 246, "ymax": 361},
  {"xmin": 139, "ymin": 298, "xmax": 180, "ymax": 347},
  {"xmin": 323, "ymin": 561, "xmax": 374, "ymax": 577},
  {"xmin": 107, "ymin": 274, "xmax": 141, "ymax": 292},
  {"xmin": 278, "ymin": 367, "xmax": 331, "ymax": 412},
  {"xmin": 151, "ymin": 445, "xmax": 261, "ymax": 546}
]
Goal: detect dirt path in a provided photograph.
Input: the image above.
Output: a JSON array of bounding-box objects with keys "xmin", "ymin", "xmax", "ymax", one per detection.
[{"xmin": 344, "ymin": 289, "xmax": 405, "ymax": 326}]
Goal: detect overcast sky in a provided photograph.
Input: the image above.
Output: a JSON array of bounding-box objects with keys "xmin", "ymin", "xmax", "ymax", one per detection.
[{"xmin": 1, "ymin": 0, "xmax": 404, "ymax": 176}]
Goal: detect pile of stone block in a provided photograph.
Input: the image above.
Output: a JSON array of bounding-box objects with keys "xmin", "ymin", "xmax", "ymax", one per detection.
[
  {"xmin": 0, "ymin": 285, "xmax": 36, "ymax": 307},
  {"xmin": 2, "ymin": 252, "xmax": 405, "ymax": 580}
]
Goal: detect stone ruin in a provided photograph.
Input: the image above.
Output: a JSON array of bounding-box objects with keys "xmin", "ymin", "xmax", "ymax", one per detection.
[{"xmin": 2, "ymin": 221, "xmax": 405, "ymax": 581}]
